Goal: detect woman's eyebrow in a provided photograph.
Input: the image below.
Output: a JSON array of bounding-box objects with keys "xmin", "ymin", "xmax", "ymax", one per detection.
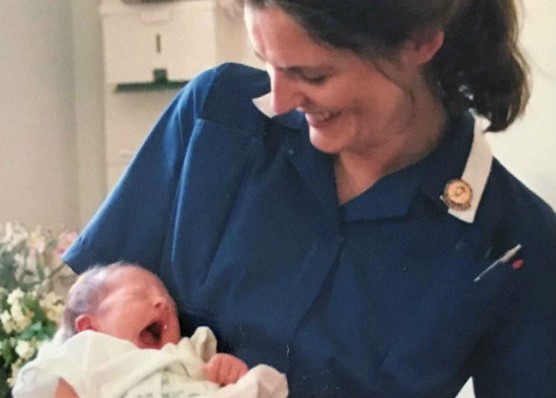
[
  {"xmin": 252, "ymin": 49, "xmax": 330, "ymax": 74},
  {"xmin": 280, "ymin": 65, "xmax": 334, "ymax": 80}
]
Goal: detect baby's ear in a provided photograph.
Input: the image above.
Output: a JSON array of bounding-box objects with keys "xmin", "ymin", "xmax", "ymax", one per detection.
[{"xmin": 74, "ymin": 314, "xmax": 97, "ymax": 333}]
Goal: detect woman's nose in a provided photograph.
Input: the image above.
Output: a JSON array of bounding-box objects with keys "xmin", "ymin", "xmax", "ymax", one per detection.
[{"xmin": 268, "ymin": 67, "xmax": 300, "ymax": 114}]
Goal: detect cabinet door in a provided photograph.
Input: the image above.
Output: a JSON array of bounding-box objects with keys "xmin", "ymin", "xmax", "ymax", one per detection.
[
  {"xmin": 166, "ymin": 4, "xmax": 217, "ymax": 82},
  {"xmin": 101, "ymin": 1, "xmax": 217, "ymax": 84}
]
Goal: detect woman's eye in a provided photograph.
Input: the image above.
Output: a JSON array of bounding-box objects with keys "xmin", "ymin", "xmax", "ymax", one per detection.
[
  {"xmin": 281, "ymin": 68, "xmax": 329, "ymax": 84},
  {"xmin": 302, "ymin": 74, "xmax": 328, "ymax": 84}
]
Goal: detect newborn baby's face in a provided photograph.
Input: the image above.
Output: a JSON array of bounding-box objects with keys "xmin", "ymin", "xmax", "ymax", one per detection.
[{"xmin": 91, "ymin": 267, "xmax": 181, "ymax": 349}]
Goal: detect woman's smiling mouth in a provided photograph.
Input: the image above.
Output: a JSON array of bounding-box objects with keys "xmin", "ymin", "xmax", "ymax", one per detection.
[{"xmin": 304, "ymin": 110, "xmax": 340, "ymax": 127}]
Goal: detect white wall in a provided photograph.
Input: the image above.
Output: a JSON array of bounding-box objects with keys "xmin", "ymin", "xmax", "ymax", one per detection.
[
  {"xmin": 0, "ymin": 1, "xmax": 109, "ymax": 230},
  {"xmin": 486, "ymin": 1, "xmax": 556, "ymax": 209},
  {"xmin": 0, "ymin": 1, "xmax": 79, "ymax": 229},
  {"xmin": 71, "ymin": 0, "xmax": 107, "ymax": 228}
]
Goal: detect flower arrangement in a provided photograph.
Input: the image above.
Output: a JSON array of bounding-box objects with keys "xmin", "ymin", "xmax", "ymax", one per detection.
[{"xmin": 0, "ymin": 222, "xmax": 77, "ymax": 396}]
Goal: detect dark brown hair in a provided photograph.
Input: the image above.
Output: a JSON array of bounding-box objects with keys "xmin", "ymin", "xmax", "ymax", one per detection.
[{"xmin": 242, "ymin": 0, "xmax": 530, "ymax": 132}]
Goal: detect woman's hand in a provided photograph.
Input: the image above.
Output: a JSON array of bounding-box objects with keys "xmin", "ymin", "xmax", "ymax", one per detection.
[{"xmin": 203, "ymin": 353, "xmax": 248, "ymax": 385}]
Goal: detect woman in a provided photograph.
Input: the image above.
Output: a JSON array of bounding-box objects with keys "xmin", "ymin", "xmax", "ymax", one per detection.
[{"xmin": 64, "ymin": 0, "xmax": 556, "ymax": 396}]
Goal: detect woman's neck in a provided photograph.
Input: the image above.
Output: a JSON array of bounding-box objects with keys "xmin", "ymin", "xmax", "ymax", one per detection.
[{"xmin": 335, "ymin": 97, "xmax": 447, "ymax": 205}]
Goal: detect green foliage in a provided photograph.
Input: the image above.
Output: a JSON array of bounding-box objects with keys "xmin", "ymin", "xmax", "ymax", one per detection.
[{"xmin": 0, "ymin": 222, "xmax": 77, "ymax": 394}]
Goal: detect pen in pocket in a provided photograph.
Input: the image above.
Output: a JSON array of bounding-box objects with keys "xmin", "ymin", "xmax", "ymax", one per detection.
[{"xmin": 473, "ymin": 244, "xmax": 522, "ymax": 283}]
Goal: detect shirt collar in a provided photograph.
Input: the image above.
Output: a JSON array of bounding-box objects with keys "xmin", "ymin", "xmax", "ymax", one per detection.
[
  {"xmin": 252, "ymin": 93, "xmax": 275, "ymax": 118},
  {"xmin": 447, "ymin": 116, "xmax": 492, "ymax": 223},
  {"xmin": 419, "ymin": 113, "xmax": 493, "ymax": 224},
  {"xmin": 252, "ymin": 93, "xmax": 306, "ymax": 130},
  {"xmin": 253, "ymin": 93, "xmax": 493, "ymax": 224}
]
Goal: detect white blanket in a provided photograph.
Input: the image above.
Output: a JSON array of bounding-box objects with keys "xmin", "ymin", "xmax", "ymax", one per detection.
[{"xmin": 13, "ymin": 327, "xmax": 288, "ymax": 398}]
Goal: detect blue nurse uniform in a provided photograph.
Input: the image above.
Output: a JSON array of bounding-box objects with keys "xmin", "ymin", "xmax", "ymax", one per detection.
[{"xmin": 64, "ymin": 63, "xmax": 556, "ymax": 397}]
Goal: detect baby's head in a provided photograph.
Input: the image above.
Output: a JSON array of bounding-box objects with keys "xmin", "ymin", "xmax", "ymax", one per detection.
[{"xmin": 58, "ymin": 262, "xmax": 181, "ymax": 349}]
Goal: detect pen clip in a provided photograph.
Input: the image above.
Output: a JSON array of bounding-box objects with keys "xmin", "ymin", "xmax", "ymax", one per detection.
[{"xmin": 473, "ymin": 244, "xmax": 522, "ymax": 283}]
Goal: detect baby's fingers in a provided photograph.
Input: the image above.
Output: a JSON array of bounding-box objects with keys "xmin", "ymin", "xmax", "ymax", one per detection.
[
  {"xmin": 203, "ymin": 361, "xmax": 220, "ymax": 384},
  {"xmin": 204, "ymin": 354, "xmax": 248, "ymax": 385}
]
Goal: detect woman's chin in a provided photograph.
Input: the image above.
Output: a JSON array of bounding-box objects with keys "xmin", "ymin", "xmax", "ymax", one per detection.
[{"xmin": 309, "ymin": 131, "xmax": 343, "ymax": 155}]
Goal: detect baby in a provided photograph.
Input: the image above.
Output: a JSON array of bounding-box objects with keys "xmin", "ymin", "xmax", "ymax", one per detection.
[{"xmin": 13, "ymin": 262, "xmax": 288, "ymax": 398}]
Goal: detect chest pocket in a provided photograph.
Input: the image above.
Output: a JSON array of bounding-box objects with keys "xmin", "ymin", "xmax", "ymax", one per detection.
[{"xmin": 374, "ymin": 239, "xmax": 521, "ymax": 396}]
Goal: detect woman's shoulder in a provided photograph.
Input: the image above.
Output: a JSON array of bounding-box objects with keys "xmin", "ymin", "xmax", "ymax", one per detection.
[
  {"xmin": 209, "ymin": 62, "xmax": 268, "ymax": 89},
  {"xmin": 171, "ymin": 62, "xmax": 270, "ymax": 131},
  {"xmin": 485, "ymin": 159, "xmax": 556, "ymax": 260},
  {"xmin": 185, "ymin": 62, "xmax": 267, "ymax": 92},
  {"xmin": 177, "ymin": 63, "xmax": 268, "ymax": 109},
  {"xmin": 488, "ymin": 159, "xmax": 555, "ymax": 223}
]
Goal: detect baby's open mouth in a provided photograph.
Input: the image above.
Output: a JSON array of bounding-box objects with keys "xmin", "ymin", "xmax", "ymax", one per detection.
[{"xmin": 139, "ymin": 320, "xmax": 164, "ymax": 348}]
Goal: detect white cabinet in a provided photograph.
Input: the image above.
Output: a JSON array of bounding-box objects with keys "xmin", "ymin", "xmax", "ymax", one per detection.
[
  {"xmin": 104, "ymin": 88, "xmax": 180, "ymax": 189},
  {"xmin": 101, "ymin": 1, "xmax": 262, "ymax": 191},
  {"xmin": 100, "ymin": 0, "xmax": 217, "ymax": 84}
]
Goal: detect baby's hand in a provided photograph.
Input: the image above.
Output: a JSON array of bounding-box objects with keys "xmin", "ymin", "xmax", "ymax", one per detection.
[{"xmin": 203, "ymin": 353, "xmax": 248, "ymax": 385}]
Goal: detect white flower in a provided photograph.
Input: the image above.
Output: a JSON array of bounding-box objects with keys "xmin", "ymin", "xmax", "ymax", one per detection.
[
  {"xmin": 24, "ymin": 251, "xmax": 39, "ymax": 276},
  {"xmin": 15, "ymin": 339, "xmax": 36, "ymax": 360},
  {"xmin": 1, "ymin": 222, "xmax": 29, "ymax": 250},
  {"xmin": 6, "ymin": 289, "xmax": 33, "ymax": 332},
  {"xmin": 7, "ymin": 288, "xmax": 25, "ymax": 306},
  {"xmin": 40, "ymin": 291, "xmax": 64, "ymax": 323},
  {"xmin": 0, "ymin": 310, "xmax": 10, "ymax": 323},
  {"xmin": 7, "ymin": 357, "xmax": 25, "ymax": 387},
  {"xmin": 1, "ymin": 222, "xmax": 78, "ymax": 387},
  {"xmin": 1, "ymin": 310, "xmax": 16, "ymax": 333},
  {"xmin": 14, "ymin": 252, "xmax": 26, "ymax": 268},
  {"xmin": 0, "ymin": 221, "xmax": 14, "ymax": 244},
  {"xmin": 29, "ymin": 227, "xmax": 47, "ymax": 253},
  {"xmin": 10, "ymin": 301, "xmax": 32, "ymax": 332}
]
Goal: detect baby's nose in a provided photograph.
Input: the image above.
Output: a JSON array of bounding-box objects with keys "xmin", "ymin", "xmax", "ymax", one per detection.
[{"xmin": 153, "ymin": 295, "xmax": 171, "ymax": 310}]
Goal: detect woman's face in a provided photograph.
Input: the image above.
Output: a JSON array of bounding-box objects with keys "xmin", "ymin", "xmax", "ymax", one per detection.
[
  {"xmin": 83, "ymin": 267, "xmax": 181, "ymax": 349},
  {"xmin": 244, "ymin": 6, "xmax": 416, "ymax": 157}
]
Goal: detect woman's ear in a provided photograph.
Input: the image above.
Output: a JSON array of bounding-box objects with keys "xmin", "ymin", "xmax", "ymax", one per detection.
[
  {"xmin": 401, "ymin": 30, "xmax": 445, "ymax": 66},
  {"xmin": 74, "ymin": 314, "xmax": 97, "ymax": 333}
]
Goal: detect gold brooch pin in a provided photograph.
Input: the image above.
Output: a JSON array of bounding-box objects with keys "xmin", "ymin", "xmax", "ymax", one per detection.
[{"xmin": 442, "ymin": 179, "xmax": 473, "ymax": 210}]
